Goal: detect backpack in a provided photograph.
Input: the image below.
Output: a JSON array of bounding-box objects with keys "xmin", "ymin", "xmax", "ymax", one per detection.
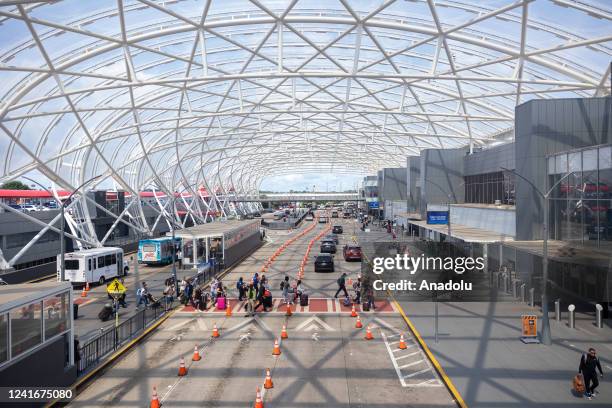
[
  {"xmin": 337, "ymin": 276, "xmax": 344, "ymax": 286},
  {"xmin": 280, "ymin": 281, "xmax": 286, "ymax": 290}
]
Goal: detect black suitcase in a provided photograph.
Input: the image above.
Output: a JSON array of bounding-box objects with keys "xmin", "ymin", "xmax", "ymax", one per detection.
[
  {"xmin": 362, "ymin": 302, "xmax": 370, "ymax": 312},
  {"xmin": 263, "ymin": 295, "xmax": 273, "ymax": 308},
  {"xmin": 300, "ymin": 293, "xmax": 309, "ymax": 306}
]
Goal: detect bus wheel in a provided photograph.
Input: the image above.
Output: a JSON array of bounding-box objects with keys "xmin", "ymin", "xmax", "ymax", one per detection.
[{"xmin": 99, "ymin": 276, "xmax": 105, "ymax": 285}]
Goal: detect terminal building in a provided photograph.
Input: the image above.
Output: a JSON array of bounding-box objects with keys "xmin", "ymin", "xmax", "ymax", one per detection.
[{"xmin": 368, "ymin": 96, "xmax": 611, "ymax": 311}]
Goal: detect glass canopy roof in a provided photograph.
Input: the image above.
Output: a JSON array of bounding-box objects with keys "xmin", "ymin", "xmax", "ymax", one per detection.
[{"xmin": 0, "ymin": 0, "xmax": 610, "ymax": 196}]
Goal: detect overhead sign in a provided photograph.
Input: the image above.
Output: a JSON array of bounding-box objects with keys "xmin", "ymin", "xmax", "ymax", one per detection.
[
  {"xmin": 368, "ymin": 201, "xmax": 379, "ymax": 209},
  {"xmin": 106, "ymin": 278, "xmax": 126, "ymax": 296},
  {"xmin": 426, "ymin": 211, "xmax": 449, "ymax": 225}
]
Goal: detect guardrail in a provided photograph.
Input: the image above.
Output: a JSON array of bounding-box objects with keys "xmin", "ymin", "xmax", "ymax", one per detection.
[
  {"xmin": 75, "ymin": 262, "xmax": 220, "ymax": 376},
  {"xmin": 76, "ymin": 303, "xmax": 168, "ymax": 375}
]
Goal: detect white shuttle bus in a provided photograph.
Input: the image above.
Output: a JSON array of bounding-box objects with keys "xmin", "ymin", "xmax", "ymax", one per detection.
[{"xmin": 57, "ymin": 247, "xmax": 128, "ymax": 285}]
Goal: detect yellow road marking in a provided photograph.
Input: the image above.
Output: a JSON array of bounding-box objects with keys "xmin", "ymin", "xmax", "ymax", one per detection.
[{"xmin": 389, "ymin": 292, "xmax": 468, "ymax": 408}]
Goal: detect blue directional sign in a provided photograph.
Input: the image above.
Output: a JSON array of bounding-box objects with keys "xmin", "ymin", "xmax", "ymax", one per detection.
[
  {"xmin": 427, "ymin": 211, "xmax": 449, "ymax": 225},
  {"xmin": 368, "ymin": 201, "xmax": 379, "ymax": 209}
]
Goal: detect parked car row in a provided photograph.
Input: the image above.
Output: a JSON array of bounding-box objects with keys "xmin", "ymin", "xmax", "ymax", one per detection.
[{"xmin": 5, "ymin": 201, "xmax": 58, "ymax": 212}]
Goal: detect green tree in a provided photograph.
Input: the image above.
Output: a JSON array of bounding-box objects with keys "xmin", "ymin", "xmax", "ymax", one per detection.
[{"xmin": 1, "ymin": 180, "xmax": 31, "ymax": 190}]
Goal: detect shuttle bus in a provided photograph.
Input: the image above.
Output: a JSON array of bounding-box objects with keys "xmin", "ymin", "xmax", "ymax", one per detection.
[
  {"xmin": 138, "ymin": 237, "xmax": 181, "ymax": 265},
  {"xmin": 57, "ymin": 247, "xmax": 128, "ymax": 285}
]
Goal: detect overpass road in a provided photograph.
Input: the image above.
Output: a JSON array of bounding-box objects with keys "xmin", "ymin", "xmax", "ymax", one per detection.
[{"xmin": 68, "ymin": 217, "xmax": 457, "ymax": 408}]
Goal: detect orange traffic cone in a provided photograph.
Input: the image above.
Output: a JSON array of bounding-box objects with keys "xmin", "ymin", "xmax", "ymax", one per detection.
[
  {"xmin": 351, "ymin": 304, "xmax": 357, "ymax": 317},
  {"xmin": 281, "ymin": 325, "xmax": 288, "ymax": 339},
  {"xmin": 226, "ymin": 304, "xmax": 232, "ymax": 317},
  {"xmin": 355, "ymin": 315, "xmax": 363, "ymax": 329},
  {"xmin": 178, "ymin": 357, "xmax": 187, "ymax": 376},
  {"xmin": 81, "ymin": 287, "xmax": 87, "ymax": 297},
  {"xmin": 150, "ymin": 386, "xmax": 160, "ymax": 408},
  {"xmin": 264, "ymin": 368, "xmax": 274, "ymax": 389},
  {"xmin": 285, "ymin": 303, "xmax": 292, "ymax": 316},
  {"xmin": 272, "ymin": 338, "xmax": 281, "ymax": 356},
  {"xmin": 347, "ymin": 278, "xmax": 353, "ymax": 287},
  {"xmin": 254, "ymin": 386, "xmax": 264, "ymax": 408},
  {"xmin": 212, "ymin": 323, "xmax": 220, "ymax": 338},
  {"xmin": 399, "ymin": 334, "xmax": 407, "ymax": 350},
  {"xmin": 364, "ymin": 325, "xmax": 374, "ymax": 340},
  {"xmin": 85, "ymin": 281, "xmax": 90, "ymax": 292},
  {"xmin": 192, "ymin": 345, "xmax": 201, "ymax": 361}
]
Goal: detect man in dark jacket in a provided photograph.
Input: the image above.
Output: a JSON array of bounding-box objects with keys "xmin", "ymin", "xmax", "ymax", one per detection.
[
  {"xmin": 579, "ymin": 348, "xmax": 604, "ymax": 399},
  {"xmin": 334, "ymin": 273, "xmax": 349, "ymax": 298}
]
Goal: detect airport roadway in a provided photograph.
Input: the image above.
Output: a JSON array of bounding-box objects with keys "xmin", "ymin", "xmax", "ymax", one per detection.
[{"xmin": 68, "ymin": 216, "xmax": 457, "ymax": 408}]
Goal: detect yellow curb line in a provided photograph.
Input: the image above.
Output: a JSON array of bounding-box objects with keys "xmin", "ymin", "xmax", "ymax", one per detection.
[{"xmin": 388, "ymin": 291, "xmax": 468, "ymax": 408}]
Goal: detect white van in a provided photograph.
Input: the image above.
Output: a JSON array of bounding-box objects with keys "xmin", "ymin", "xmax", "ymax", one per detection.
[{"xmin": 57, "ymin": 247, "xmax": 128, "ymax": 285}]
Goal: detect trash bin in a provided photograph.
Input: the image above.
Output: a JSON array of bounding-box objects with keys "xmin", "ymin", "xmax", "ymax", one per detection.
[{"xmin": 73, "ymin": 303, "xmax": 79, "ymax": 320}]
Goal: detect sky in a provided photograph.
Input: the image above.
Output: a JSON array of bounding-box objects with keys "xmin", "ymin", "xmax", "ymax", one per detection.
[{"xmin": 259, "ymin": 172, "xmax": 365, "ymax": 192}]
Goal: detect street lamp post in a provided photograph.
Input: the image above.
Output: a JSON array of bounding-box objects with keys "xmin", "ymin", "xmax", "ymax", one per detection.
[
  {"xmin": 22, "ymin": 175, "xmax": 102, "ymax": 282},
  {"xmin": 501, "ymin": 167, "xmax": 578, "ymax": 346}
]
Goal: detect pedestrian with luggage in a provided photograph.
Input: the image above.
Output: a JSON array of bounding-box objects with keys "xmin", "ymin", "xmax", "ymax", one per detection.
[
  {"xmin": 253, "ymin": 272, "xmax": 260, "ymax": 292},
  {"xmin": 579, "ymin": 348, "xmax": 604, "ymax": 400},
  {"xmin": 253, "ymin": 278, "xmax": 267, "ymax": 312},
  {"xmin": 334, "ymin": 273, "xmax": 349, "ymax": 298},
  {"xmin": 281, "ymin": 276, "xmax": 291, "ymax": 304}
]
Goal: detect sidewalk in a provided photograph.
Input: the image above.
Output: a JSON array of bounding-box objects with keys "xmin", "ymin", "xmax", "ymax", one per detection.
[{"xmin": 400, "ymin": 300, "xmax": 612, "ymax": 407}]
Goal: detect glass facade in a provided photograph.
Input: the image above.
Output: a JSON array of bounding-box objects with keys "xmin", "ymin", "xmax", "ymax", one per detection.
[
  {"xmin": 464, "ymin": 171, "xmax": 515, "ymax": 205},
  {"xmin": 547, "ymin": 144, "xmax": 612, "ymax": 246}
]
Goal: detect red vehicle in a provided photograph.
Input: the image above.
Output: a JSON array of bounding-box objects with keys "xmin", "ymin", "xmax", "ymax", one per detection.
[{"xmin": 343, "ymin": 245, "xmax": 362, "ymax": 262}]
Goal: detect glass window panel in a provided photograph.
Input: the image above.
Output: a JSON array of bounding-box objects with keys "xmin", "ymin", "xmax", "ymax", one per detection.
[
  {"xmin": 548, "ymin": 157, "xmax": 555, "ymax": 175},
  {"xmin": 568, "ymin": 152, "xmax": 581, "ymax": 172},
  {"xmin": 600, "ymin": 146, "xmax": 612, "ymax": 170},
  {"xmin": 10, "ymin": 301, "xmax": 42, "ymax": 358},
  {"xmin": 43, "ymin": 292, "xmax": 70, "ymax": 340},
  {"xmin": 0, "ymin": 314, "xmax": 7, "ymax": 364},
  {"xmin": 555, "ymin": 154, "xmax": 567, "ymax": 174},
  {"xmin": 583, "ymin": 148, "xmax": 598, "ymax": 172}
]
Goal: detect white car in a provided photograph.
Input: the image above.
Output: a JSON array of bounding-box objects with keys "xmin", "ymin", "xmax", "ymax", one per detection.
[{"xmin": 21, "ymin": 204, "xmax": 37, "ymax": 212}]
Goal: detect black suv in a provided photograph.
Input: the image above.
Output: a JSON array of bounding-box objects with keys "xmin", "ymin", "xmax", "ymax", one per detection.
[
  {"xmin": 320, "ymin": 239, "xmax": 337, "ymax": 254},
  {"xmin": 332, "ymin": 225, "xmax": 343, "ymax": 234},
  {"xmin": 314, "ymin": 254, "xmax": 334, "ymax": 272},
  {"xmin": 324, "ymin": 233, "xmax": 339, "ymax": 244}
]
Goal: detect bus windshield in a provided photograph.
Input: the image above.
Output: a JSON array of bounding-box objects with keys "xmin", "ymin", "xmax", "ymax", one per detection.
[{"xmin": 64, "ymin": 260, "xmax": 80, "ymax": 270}]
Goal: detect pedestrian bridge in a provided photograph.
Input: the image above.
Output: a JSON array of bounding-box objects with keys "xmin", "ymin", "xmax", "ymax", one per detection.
[{"xmin": 235, "ymin": 192, "xmax": 363, "ymax": 202}]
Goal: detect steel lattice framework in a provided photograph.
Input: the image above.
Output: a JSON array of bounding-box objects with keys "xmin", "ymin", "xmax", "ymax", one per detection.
[{"xmin": 0, "ymin": 0, "xmax": 610, "ymax": 260}]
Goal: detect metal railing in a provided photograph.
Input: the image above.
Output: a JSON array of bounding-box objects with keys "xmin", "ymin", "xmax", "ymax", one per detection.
[
  {"xmin": 76, "ymin": 303, "xmax": 168, "ymax": 375},
  {"xmin": 75, "ymin": 260, "xmax": 225, "ymax": 376}
]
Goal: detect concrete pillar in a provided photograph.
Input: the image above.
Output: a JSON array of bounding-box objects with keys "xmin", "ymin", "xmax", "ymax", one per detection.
[{"xmin": 192, "ymin": 238, "xmax": 197, "ymax": 268}]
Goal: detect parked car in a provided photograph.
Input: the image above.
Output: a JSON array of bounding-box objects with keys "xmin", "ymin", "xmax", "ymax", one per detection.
[
  {"xmin": 314, "ymin": 254, "xmax": 334, "ymax": 272},
  {"xmin": 331, "ymin": 211, "xmax": 339, "ymax": 218},
  {"xmin": 305, "ymin": 214, "xmax": 314, "ymax": 221},
  {"xmin": 320, "ymin": 240, "xmax": 337, "ymax": 254},
  {"xmin": 319, "ymin": 216, "xmax": 329, "ymax": 224},
  {"xmin": 343, "ymin": 245, "xmax": 362, "ymax": 262},
  {"xmin": 21, "ymin": 204, "xmax": 37, "ymax": 212},
  {"xmin": 325, "ymin": 233, "xmax": 339, "ymax": 244},
  {"xmin": 7, "ymin": 204, "xmax": 23, "ymax": 212},
  {"xmin": 253, "ymin": 212, "xmax": 261, "ymax": 218},
  {"xmin": 332, "ymin": 225, "xmax": 343, "ymax": 234}
]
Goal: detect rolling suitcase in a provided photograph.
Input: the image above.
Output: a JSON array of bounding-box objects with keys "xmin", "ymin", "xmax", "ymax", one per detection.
[
  {"xmin": 300, "ymin": 293, "xmax": 309, "ymax": 306},
  {"xmin": 216, "ymin": 296, "xmax": 226, "ymax": 310}
]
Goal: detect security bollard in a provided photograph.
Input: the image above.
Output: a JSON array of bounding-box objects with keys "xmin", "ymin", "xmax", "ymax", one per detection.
[
  {"xmin": 555, "ymin": 299, "xmax": 561, "ymax": 321},
  {"xmin": 529, "ymin": 288, "xmax": 535, "ymax": 307},
  {"xmin": 506, "ymin": 274, "xmax": 512, "ymax": 294},
  {"xmin": 502, "ymin": 274, "xmax": 508, "ymax": 293},
  {"xmin": 520, "ymin": 284, "xmax": 526, "ymax": 303},
  {"xmin": 568, "ymin": 304, "xmax": 576, "ymax": 329},
  {"xmin": 596, "ymin": 304, "xmax": 604, "ymax": 329},
  {"xmin": 512, "ymin": 280, "xmax": 519, "ymax": 298}
]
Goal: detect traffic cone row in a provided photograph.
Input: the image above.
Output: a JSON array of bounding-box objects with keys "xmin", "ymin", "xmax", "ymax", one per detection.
[{"xmin": 261, "ymin": 219, "xmax": 317, "ymax": 278}]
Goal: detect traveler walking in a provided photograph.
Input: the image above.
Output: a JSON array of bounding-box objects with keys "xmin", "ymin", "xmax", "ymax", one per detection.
[
  {"xmin": 237, "ymin": 277, "xmax": 246, "ymax": 301},
  {"xmin": 245, "ymin": 283, "xmax": 256, "ymax": 316},
  {"xmin": 334, "ymin": 273, "xmax": 349, "ymax": 298},
  {"xmin": 579, "ymin": 348, "xmax": 604, "ymax": 400}
]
